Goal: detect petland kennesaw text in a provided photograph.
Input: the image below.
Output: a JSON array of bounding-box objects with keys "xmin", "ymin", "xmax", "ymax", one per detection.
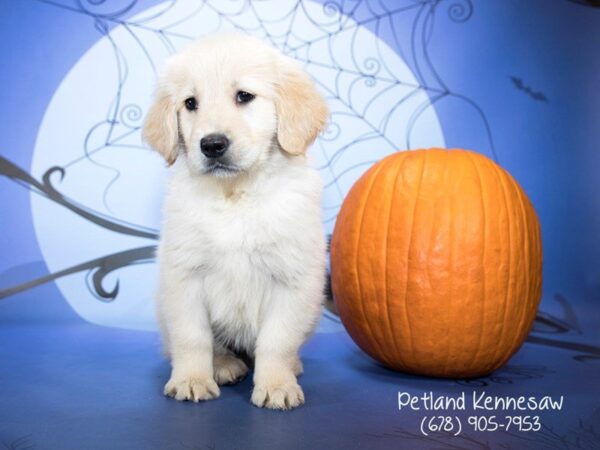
[{"xmin": 398, "ymin": 392, "xmax": 564, "ymax": 412}]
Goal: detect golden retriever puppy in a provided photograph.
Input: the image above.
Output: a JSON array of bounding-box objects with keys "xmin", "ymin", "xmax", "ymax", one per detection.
[{"xmin": 143, "ymin": 33, "xmax": 328, "ymax": 410}]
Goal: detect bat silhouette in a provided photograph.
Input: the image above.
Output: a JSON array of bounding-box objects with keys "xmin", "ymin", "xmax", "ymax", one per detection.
[{"xmin": 510, "ymin": 76, "xmax": 548, "ymax": 102}]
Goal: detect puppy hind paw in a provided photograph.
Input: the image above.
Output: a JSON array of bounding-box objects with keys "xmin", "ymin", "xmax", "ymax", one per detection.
[
  {"xmin": 164, "ymin": 376, "xmax": 220, "ymax": 402},
  {"xmin": 251, "ymin": 382, "xmax": 305, "ymax": 410},
  {"xmin": 213, "ymin": 354, "xmax": 249, "ymax": 385}
]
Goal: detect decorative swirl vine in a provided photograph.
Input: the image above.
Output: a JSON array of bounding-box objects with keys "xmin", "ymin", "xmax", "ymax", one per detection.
[
  {"xmin": 119, "ymin": 103, "xmax": 143, "ymax": 129},
  {"xmin": 447, "ymin": 0, "xmax": 473, "ymax": 23},
  {"xmin": 0, "ymin": 156, "xmax": 157, "ymax": 301}
]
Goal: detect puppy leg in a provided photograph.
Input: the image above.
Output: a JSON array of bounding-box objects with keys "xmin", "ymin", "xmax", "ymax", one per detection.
[
  {"xmin": 213, "ymin": 344, "xmax": 249, "ymax": 385},
  {"xmin": 160, "ymin": 275, "xmax": 220, "ymax": 402},
  {"xmin": 251, "ymin": 286, "xmax": 321, "ymax": 410},
  {"xmin": 293, "ymin": 356, "xmax": 304, "ymax": 376}
]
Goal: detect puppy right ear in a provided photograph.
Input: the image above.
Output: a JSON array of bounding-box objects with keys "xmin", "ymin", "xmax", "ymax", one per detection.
[
  {"xmin": 275, "ymin": 57, "xmax": 329, "ymax": 156},
  {"xmin": 143, "ymin": 84, "xmax": 179, "ymax": 166}
]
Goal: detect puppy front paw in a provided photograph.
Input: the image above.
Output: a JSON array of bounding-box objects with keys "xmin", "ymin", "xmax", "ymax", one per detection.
[
  {"xmin": 251, "ymin": 381, "xmax": 305, "ymax": 410},
  {"xmin": 164, "ymin": 375, "xmax": 220, "ymax": 402},
  {"xmin": 214, "ymin": 354, "xmax": 249, "ymax": 385}
]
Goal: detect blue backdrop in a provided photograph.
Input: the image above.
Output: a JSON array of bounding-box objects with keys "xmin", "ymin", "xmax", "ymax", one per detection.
[{"xmin": 0, "ymin": 1, "xmax": 599, "ymax": 449}]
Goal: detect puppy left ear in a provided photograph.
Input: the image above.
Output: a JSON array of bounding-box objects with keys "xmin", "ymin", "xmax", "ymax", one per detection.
[
  {"xmin": 143, "ymin": 84, "xmax": 179, "ymax": 166},
  {"xmin": 275, "ymin": 59, "xmax": 329, "ymax": 155}
]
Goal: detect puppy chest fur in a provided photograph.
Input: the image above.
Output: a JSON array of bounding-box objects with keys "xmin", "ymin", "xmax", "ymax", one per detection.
[{"xmin": 158, "ymin": 162, "xmax": 325, "ymax": 353}]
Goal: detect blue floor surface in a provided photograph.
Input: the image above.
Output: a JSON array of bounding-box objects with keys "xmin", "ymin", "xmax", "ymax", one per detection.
[{"xmin": 1, "ymin": 319, "xmax": 599, "ymax": 450}]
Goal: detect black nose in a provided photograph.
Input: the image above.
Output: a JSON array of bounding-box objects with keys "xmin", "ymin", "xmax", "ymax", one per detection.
[{"xmin": 200, "ymin": 134, "xmax": 230, "ymax": 158}]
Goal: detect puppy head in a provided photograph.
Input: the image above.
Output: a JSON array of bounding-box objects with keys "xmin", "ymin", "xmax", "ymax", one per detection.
[{"xmin": 143, "ymin": 33, "xmax": 329, "ymax": 177}]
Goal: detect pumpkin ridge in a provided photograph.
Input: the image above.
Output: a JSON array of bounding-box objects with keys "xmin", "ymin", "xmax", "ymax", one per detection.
[
  {"xmin": 382, "ymin": 156, "xmax": 406, "ymax": 366},
  {"xmin": 493, "ymin": 166, "xmax": 516, "ymax": 370},
  {"xmin": 464, "ymin": 151, "xmax": 488, "ymax": 372},
  {"xmin": 479, "ymin": 156, "xmax": 508, "ymax": 374},
  {"xmin": 402, "ymin": 150, "xmax": 428, "ymax": 369},
  {"xmin": 448, "ymin": 151, "xmax": 464, "ymax": 374},
  {"xmin": 506, "ymin": 174, "xmax": 535, "ymax": 357},
  {"xmin": 354, "ymin": 160, "xmax": 390, "ymax": 364},
  {"xmin": 532, "ymin": 203, "xmax": 543, "ymax": 302},
  {"xmin": 331, "ymin": 196, "xmax": 359, "ymax": 348},
  {"xmin": 439, "ymin": 150, "xmax": 453, "ymax": 375}
]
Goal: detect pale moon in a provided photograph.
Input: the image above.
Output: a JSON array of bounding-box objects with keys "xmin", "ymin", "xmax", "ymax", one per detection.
[{"xmin": 31, "ymin": 0, "xmax": 445, "ymax": 330}]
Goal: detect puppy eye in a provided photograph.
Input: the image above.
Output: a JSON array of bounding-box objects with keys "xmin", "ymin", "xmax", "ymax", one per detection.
[
  {"xmin": 236, "ymin": 90, "xmax": 255, "ymax": 104},
  {"xmin": 184, "ymin": 97, "xmax": 197, "ymax": 111}
]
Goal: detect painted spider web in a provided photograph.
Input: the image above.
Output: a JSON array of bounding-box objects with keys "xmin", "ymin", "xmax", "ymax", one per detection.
[
  {"xmin": 17, "ymin": 0, "xmax": 493, "ymax": 329},
  {"xmin": 32, "ymin": 0, "xmax": 478, "ymax": 233}
]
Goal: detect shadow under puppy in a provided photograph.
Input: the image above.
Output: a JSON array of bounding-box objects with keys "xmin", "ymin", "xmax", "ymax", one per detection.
[{"xmin": 143, "ymin": 33, "xmax": 329, "ymax": 410}]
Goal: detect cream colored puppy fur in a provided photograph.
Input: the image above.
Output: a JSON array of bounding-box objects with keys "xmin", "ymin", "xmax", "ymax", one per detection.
[{"xmin": 143, "ymin": 34, "xmax": 328, "ymax": 410}]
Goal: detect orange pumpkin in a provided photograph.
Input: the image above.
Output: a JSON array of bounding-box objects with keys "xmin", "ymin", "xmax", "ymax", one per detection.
[{"xmin": 331, "ymin": 149, "xmax": 542, "ymax": 378}]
